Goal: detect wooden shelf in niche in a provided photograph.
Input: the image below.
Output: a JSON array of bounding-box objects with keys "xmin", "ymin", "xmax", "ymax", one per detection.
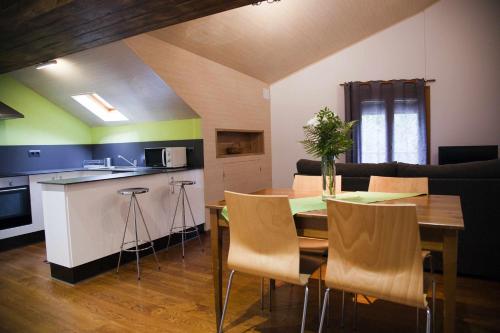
[{"xmin": 216, "ymin": 129, "xmax": 264, "ymax": 158}]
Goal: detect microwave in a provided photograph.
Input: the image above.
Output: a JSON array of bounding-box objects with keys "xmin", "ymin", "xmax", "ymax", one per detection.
[{"xmin": 145, "ymin": 147, "xmax": 187, "ymax": 168}]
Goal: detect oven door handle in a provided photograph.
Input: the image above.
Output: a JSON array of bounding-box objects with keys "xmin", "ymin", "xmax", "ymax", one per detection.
[{"xmin": 0, "ymin": 187, "xmax": 28, "ymax": 193}]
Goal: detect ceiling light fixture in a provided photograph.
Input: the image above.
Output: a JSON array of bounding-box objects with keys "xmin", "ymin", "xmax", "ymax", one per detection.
[
  {"xmin": 35, "ymin": 59, "xmax": 58, "ymax": 70},
  {"xmin": 71, "ymin": 93, "xmax": 128, "ymax": 122},
  {"xmin": 252, "ymin": 0, "xmax": 280, "ymax": 5}
]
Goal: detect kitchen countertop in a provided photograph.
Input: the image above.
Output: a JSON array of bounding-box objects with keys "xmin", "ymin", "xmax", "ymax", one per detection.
[
  {"xmin": 38, "ymin": 167, "xmax": 199, "ymax": 185},
  {"xmin": 0, "ymin": 167, "xmax": 141, "ymax": 177}
]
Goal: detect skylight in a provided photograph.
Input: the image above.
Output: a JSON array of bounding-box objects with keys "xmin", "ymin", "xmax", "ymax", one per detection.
[{"xmin": 71, "ymin": 93, "xmax": 127, "ymax": 122}]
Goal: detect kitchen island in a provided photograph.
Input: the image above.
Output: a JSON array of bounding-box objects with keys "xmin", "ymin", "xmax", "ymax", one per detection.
[{"xmin": 40, "ymin": 168, "xmax": 204, "ymax": 283}]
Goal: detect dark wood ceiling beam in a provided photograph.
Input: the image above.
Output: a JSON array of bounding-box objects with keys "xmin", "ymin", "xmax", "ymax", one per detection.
[{"xmin": 0, "ymin": 0, "xmax": 257, "ymax": 73}]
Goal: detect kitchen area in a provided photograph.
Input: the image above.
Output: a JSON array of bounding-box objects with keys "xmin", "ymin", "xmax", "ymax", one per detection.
[
  {"xmin": 1, "ymin": 131, "xmax": 205, "ymax": 283},
  {"xmin": 0, "ymin": 38, "xmax": 211, "ymax": 284}
]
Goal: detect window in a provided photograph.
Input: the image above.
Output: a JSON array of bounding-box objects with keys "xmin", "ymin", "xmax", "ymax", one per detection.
[
  {"xmin": 71, "ymin": 93, "xmax": 128, "ymax": 122},
  {"xmin": 345, "ymin": 80, "xmax": 428, "ymax": 164}
]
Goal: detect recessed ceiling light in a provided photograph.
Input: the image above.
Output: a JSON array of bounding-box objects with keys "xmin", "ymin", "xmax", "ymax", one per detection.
[
  {"xmin": 35, "ymin": 60, "xmax": 58, "ymax": 70},
  {"xmin": 71, "ymin": 93, "xmax": 128, "ymax": 122}
]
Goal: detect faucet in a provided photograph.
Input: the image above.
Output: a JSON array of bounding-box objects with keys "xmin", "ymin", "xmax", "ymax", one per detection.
[{"xmin": 117, "ymin": 155, "xmax": 137, "ymax": 167}]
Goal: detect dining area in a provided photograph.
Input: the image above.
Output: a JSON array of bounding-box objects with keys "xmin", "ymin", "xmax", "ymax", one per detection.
[{"xmin": 207, "ymin": 174, "xmax": 464, "ymax": 333}]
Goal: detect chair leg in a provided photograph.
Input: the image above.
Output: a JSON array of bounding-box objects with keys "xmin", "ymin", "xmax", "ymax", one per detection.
[
  {"xmin": 116, "ymin": 195, "xmax": 133, "ymax": 273},
  {"xmin": 183, "ymin": 186, "xmax": 204, "ymax": 250},
  {"xmin": 318, "ymin": 266, "xmax": 322, "ymax": 321},
  {"xmin": 218, "ymin": 270, "xmax": 235, "ymax": 333},
  {"xmin": 318, "ymin": 288, "xmax": 330, "ymax": 333},
  {"xmin": 269, "ymin": 279, "xmax": 272, "ymax": 312},
  {"xmin": 301, "ymin": 285, "xmax": 309, "ymax": 333},
  {"xmin": 135, "ymin": 194, "xmax": 160, "ymax": 270},
  {"xmin": 260, "ymin": 277, "xmax": 264, "ymax": 310},
  {"xmin": 132, "ymin": 197, "xmax": 141, "ymax": 280},
  {"xmin": 426, "ymin": 306, "xmax": 431, "ymax": 333},
  {"xmin": 326, "ymin": 288, "xmax": 330, "ymax": 328},
  {"xmin": 340, "ymin": 290, "xmax": 345, "ymax": 328},
  {"xmin": 353, "ymin": 293, "xmax": 358, "ymax": 330},
  {"xmin": 416, "ymin": 307, "xmax": 419, "ymax": 333},
  {"xmin": 432, "ymin": 279, "xmax": 436, "ymax": 333},
  {"xmin": 166, "ymin": 186, "xmax": 182, "ymax": 252}
]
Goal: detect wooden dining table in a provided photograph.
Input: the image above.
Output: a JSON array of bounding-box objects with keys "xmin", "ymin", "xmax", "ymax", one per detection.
[{"xmin": 207, "ymin": 189, "xmax": 464, "ymax": 333}]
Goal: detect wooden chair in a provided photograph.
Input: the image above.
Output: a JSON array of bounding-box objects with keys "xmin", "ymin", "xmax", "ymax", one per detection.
[
  {"xmin": 220, "ymin": 191, "xmax": 322, "ymax": 333},
  {"xmin": 368, "ymin": 174, "xmax": 434, "ymax": 328},
  {"xmin": 318, "ymin": 200, "xmax": 435, "ymax": 333},
  {"xmin": 293, "ymin": 174, "xmax": 342, "ymax": 193},
  {"xmin": 368, "ymin": 176, "xmax": 429, "ymax": 194}
]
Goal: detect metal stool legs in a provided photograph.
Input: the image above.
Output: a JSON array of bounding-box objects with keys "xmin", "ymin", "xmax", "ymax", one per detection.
[
  {"xmin": 166, "ymin": 183, "xmax": 203, "ymax": 258},
  {"xmin": 116, "ymin": 192, "xmax": 160, "ymax": 280}
]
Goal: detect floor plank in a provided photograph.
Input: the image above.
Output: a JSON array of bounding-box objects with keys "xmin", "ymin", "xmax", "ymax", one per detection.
[{"xmin": 0, "ymin": 233, "xmax": 499, "ymax": 332}]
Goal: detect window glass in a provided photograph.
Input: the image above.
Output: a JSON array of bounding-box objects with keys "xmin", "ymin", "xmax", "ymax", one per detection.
[
  {"xmin": 393, "ymin": 98, "xmax": 420, "ymax": 164},
  {"xmin": 360, "ymin": 100, "xmax": 387, "ymax": 163}
]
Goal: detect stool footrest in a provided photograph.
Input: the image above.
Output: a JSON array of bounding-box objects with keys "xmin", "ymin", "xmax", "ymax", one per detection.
[
  {"xmin": 169, "ymin": 227, "xmax": 200, "ymax": 235},
  {"xmin": 121, "ymin": 240, "xmax": 154, "ymax": 253}
]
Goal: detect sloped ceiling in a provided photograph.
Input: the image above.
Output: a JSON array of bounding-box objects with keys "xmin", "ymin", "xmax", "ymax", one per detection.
[
  {"xmin": 149, "ymin": 0, "xmax": 437, "ymax": 83},
  {"xmin": 10, "ymin": 41, "xmax": 198, "ymax": 127}
]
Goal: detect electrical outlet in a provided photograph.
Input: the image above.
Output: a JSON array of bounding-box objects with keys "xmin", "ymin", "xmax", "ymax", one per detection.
[{"xmin": 28, "ymin": 149, "xmax": 41, "ymax": 157}]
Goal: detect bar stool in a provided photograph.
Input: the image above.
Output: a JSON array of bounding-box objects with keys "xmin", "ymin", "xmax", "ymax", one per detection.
[
  {"xmin": 116, "ymin": 187, "xmax": 160, "ymax": 280},
  {"xmin": 166, "ymin": 180, "xmax": 203, "ymax": 258}
]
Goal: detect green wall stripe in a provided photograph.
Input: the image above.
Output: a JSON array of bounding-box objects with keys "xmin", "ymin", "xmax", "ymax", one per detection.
[{"xmin": 91, "ymin": 118, "xmax": 202, "ymax": 144}]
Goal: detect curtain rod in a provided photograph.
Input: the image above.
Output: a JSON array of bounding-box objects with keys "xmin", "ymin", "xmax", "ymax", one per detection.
[{"xmin": 339, "ymin": 79, "xmax": 436, "ymax": 86}]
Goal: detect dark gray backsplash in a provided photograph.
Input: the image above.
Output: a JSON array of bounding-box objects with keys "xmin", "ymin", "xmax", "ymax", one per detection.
[
  {"xmin": 0, "ymin": 139, "xmax": 203, "ymax": 173},
  {"xmin": 0, "ymin": 145, "xmax": 93, "ymax": 173}
]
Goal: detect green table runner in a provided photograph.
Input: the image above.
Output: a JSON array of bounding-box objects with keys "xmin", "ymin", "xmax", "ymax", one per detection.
[{"xmin": 220, "ymin": 191, "xmax": 424, "ymax": 221}]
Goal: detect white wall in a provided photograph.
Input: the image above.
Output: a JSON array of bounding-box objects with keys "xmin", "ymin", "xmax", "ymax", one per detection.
[{"xmin": 271, "ymin": 0, "xmax": 500, "ymax": 187}]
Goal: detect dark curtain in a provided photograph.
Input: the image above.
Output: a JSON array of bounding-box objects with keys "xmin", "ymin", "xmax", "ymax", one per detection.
[{"xmin": 344, "ymin": 79, "xmax": 427, "ymax": 164}]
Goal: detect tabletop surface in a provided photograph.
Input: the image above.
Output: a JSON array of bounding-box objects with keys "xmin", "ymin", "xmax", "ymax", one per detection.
[{"xmin": 206, "ymin": 188, "xmax": 464, "ymax": 230}]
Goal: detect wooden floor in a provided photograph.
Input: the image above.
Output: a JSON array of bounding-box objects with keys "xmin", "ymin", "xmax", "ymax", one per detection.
[{"xmin": 0, "ymin": 233, "xmax": 499, "ymax": 333}]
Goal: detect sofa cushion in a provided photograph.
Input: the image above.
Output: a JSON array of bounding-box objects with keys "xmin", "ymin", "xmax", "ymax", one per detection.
[
  {"xmin": 296, "ymin": 159, "xmax": 398, "ymax": 177},
  {"xmin": 397, "ymin": 159, "xmax": 500, "ymax": 179},
  {"xmin": 296, "ymin": 159, "xmax": 322, "ymax": 175}
]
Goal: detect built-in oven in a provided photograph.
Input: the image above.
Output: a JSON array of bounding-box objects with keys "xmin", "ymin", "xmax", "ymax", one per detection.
[{"xmin": 0, "ymin": 176, "xmax": 31, "ymax": 230}]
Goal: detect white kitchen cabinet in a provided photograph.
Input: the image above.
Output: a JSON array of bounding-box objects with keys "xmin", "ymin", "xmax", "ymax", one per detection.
[
  {"xmin": 29, "ymin": 171, "xmax": 112, "ymax": 234},
  {"xmin": 41, "ymin": 170, "xmax": 205, "ymax": 269}
]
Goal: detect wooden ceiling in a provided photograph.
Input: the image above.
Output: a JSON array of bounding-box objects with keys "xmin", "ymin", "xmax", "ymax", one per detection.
[
  {"xmin": 0, "ymin": 0, "xmax": 257, "ymax": 74},
  {"xmin": 149, "ymin": 0, "xmax": 437, "ymax": 83}
]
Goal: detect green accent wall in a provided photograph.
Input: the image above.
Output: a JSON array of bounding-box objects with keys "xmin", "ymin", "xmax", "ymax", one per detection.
[
  {"xmin": 91, "ymin": 118, "xmax": 202, "ymax": 144},
  {"xmin": 0, "ymin": 74, "xmax": 92, "ymax": 145}
]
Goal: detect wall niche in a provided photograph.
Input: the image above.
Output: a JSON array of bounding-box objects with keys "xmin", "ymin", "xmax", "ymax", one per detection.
[{"xmin": 216, "ymin": 129, "xmax": 264, "ymax": 158}]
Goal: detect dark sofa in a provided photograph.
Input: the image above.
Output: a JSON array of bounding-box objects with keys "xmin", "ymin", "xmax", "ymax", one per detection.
[{"xmin": 296, "ymin": 158, "xmax": 500, "ymax": 280}]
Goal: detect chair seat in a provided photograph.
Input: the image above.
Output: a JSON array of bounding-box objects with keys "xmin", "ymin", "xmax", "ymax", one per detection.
[{"xmin": 299, "ymin": 237, "xmax": 328, "ymax": 255}]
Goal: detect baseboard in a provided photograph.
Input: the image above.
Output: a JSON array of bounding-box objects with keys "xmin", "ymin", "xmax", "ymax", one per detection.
[
  {"xmin": 50, "ymin": 224, "xmax": 205, "ymax": 284},
  {"xmin": 0, "ymin": 230, "xmax": 45, "ymax": 252}
]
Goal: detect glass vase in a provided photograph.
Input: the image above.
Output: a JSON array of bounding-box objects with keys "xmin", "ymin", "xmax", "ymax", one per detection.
[{"xmin": 321, "ymin": 155, "xmax": 336, "ymax": 200}]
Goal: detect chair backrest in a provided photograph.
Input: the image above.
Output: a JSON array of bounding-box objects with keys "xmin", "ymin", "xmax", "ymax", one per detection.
[
  {"xmin": 368, "ymin": 176, "xmax": 428, "ymax": 194},
  {"xmin": 293, "ymin": 175, "xmax": 342, "ymax": 193},
  {"xmin": 325, "ymin": 199, "xmax": 427, "ymax": 309},
  {"xmin": 224, "ymin": 191, "xmax": 303, "ymax": 285}
]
